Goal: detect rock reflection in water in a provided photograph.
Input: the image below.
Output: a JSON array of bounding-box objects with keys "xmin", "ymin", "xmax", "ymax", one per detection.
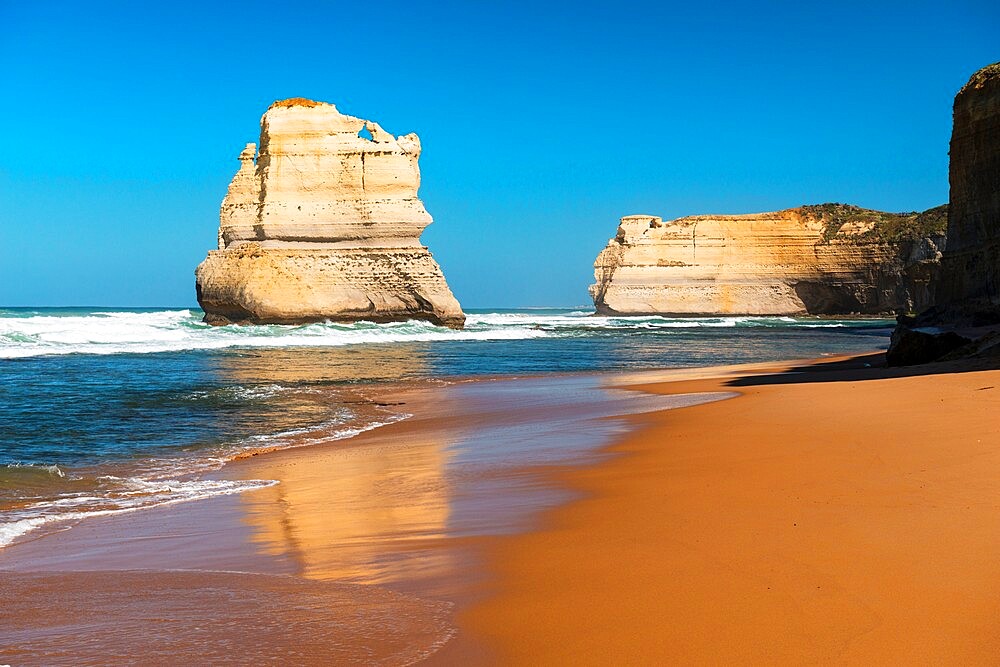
[
  {"xmin": 218, "ymin": 345, "xmax": 456, "ymax": 588},
  {"xmin": 236, "ymin": 422, "xmax": 457, "ymax": 588},
  {"xmin": 230, "ymin": 374, "xmax": 732, "ymax": 597},
  {"xmin": 214, "ymin": 342, "xmax": 431, "ymax": 385}
]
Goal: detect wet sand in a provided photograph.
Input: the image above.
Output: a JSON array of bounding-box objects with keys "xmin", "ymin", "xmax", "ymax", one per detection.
[
  {"xmin": 0, "ymin": 373, "xmax": 729, "ymax": 664},
  {"xmin": 3, "ymin": 355, "xmax": 999, "ymax": 664},
  {"xmin": 441, "ymin": 355, "xmax": 1000, "ymax": 664}
]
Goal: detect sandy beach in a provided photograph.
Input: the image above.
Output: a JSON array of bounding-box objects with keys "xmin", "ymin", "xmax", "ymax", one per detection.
[
  {"xmin": 440, "ymin": 354, "xmax": 1000, "ymax": 664},
  {"xmin": 3, "ymin": 354, "xmax": 1000, "ymax": 664}
]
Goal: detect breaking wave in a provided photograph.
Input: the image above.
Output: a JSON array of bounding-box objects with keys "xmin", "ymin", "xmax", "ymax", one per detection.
[
  {"xmin": 0, "ymin": 308, "xmax": 889, "ymax": 359},
  {"xmin": 0, "ymin": 412, "xmax": 412, "ymax": 549}
]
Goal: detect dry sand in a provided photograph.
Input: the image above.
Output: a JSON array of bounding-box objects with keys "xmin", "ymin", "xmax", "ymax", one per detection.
[{"xmin": 438, "ymin": 355, "xmax": 1000, "ymax": 664}]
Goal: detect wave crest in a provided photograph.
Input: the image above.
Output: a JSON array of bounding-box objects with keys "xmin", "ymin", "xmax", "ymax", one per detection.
[{"xmin": 0, "ymin": 309, "xmax": 891, "ymax": 359}]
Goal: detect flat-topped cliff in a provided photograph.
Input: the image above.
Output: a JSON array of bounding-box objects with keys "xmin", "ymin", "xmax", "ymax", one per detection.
[
  {"xmin": 591, "ymin": 204, "xmax": 946, "ymax": 316},
  {"xmin": 196, "ymin": 98, "xmax": 465, "ymax": 327}
]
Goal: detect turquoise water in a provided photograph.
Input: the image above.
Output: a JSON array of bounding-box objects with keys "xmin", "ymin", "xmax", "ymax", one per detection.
[{"xmin": 0, "ymin": 307, "xmax": 893, "ymax": 547}]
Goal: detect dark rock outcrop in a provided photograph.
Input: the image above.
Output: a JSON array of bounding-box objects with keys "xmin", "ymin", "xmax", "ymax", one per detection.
[
  {"xmin": 888, "ymin": 63, "xmax": 1000, "ymax": 365},
  {"xmin": 935, "ymin": 63, "xmax": 1000, "ymax": 311},
  {"xmin": 885, "ymin": 320, "xmax": 972, "ymax": 367}
]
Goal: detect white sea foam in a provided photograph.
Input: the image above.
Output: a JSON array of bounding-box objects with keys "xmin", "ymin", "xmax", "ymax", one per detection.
[
  {"xmin": 0, "ymin": 310, "xmax": 550, "ymax": 358},
  {"xmin": 0, "ymin": 309, "xmax": 888, "ymax": 358},
  {"xmin": 0, "ymin": 406, "xmax": 413, "ymax": 549},
  {"xmin": 467, "ymin": 312, "xmax": 847, "ymax": 329},
  {"xmin": 0, "ymin": 516, "xmax": 54, "ymax": 549},
  {"xmin": 0, "ymin": 477, "xmax": 278, "ymax": 548}
]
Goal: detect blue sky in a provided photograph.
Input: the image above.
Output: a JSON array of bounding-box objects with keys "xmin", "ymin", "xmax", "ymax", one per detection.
[{"xmin": 1, "ymin": 1, "xmax": 997, "ymax": 308}]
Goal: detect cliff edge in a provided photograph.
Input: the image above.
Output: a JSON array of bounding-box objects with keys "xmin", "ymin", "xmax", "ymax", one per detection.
[
  {"xmin": 590, "ymin": 204, "xmax": 946, "ymax": 316},
  {"xmin": 195, "ymin": 98, "xmax": 465, "ymax": 328},
  {"xmin": 933, "ymin": 62, "xmax": 1000, "ymax": 311},
  {"xmin": 887, "ymin": 63, "xmax": 1000, "ymax": 365}
]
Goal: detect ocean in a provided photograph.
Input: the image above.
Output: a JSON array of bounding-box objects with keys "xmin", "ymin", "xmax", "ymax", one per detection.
[{"xmin": 0, "ymin": 307, "xmax": 893, "ymax": 549}]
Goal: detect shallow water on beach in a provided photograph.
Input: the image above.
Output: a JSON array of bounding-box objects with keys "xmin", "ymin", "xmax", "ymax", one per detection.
[
  {"xmin": 222, "ymin": 377, "xmax": 735, "ymax": 593},
  {"xmin": 1, "ymin": 570, "xmax": 455, "ymax": 665},
  {"xmin": 0, "ymin": 307, "xmax": 893, "ymax": 548}
]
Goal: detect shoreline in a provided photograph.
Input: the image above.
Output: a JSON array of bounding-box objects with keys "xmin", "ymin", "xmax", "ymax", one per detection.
[
  {"xmin": 4, "ymin": 351, "xmax": 998, "ymax": 663},
  {"xmin": 0, "ymin": 364, "xmax": 738, "ymax": 663}
]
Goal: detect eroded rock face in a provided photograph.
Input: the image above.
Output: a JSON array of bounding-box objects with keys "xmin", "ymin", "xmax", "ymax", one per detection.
[
  {"xmin": 590, "ymin": 205, "xmax": 946, "ymax": 316},
  {"xmin": 935, "ymin": 63, "xmax": 1000, "ymax": 312},
  {"xmin": 886, "ymin": 63, "xmax": 1000, "ymax": 366},
  {"xmin": 196, "ymin": 98, "xmax": 465, "ymax": 327}
]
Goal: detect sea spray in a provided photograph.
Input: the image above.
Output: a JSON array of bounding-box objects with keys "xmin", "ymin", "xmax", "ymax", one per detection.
[{"xmin": 0, "ymin": 308, "xmax": 884, "ymax": 359}]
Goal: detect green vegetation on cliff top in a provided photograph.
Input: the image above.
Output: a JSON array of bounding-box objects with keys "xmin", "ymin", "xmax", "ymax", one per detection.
[{"xmin": 804, "ymin": 203, "xmax": 948, "ymax": 245}]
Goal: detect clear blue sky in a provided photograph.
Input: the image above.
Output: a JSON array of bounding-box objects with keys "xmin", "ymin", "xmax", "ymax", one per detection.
[{"xmin": 1, "ymin": 1, "xmax": 997, "ymax": 308}]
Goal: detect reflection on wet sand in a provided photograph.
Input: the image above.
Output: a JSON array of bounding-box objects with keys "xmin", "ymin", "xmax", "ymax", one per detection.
[
  {"xmin": 229, "ymin": 374, "xmax": 732, "ymax": 599},
  {"xmin": 215, "ymin": 345, "xmax": 461, "ymax": 587},
  {"xmin": 237, "ymin": 421, "xmax": 459, "ymax": 587}
]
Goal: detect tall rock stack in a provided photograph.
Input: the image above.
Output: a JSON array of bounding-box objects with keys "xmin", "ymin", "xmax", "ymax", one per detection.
[
  {"xmin": 887, "ymin": 63, "xmax": 1000, "ymax": 365},
  {"xmin": 195, "ymin": 98, "xmax": 465, "ymax": 327},
  {"xmin": 935, "ymin": 63, "xmax": 1000, "ymax": 311},
  {"xmin": 590, "ymin": 205, "xmax": 946, "ymax": 316}
]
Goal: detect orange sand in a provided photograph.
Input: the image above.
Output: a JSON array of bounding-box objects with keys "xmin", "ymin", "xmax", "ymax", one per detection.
[{"xmin": 442, "ymin": 357, "xmax": 1000, "ymax": 664}]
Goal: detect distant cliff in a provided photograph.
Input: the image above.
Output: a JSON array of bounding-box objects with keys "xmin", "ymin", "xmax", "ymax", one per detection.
[
  {"xmin": 590, "ymin": 204, "xmax": 946, "ymax": 316},
  {"xmin": 195, "ymin": 98, "xmax": 465, "ymax": 328}
]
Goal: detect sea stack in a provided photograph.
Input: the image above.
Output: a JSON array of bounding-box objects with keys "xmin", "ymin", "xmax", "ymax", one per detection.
[
  {"xmin": 195, "ymin": 98, "xmax": 465, "ymax": 327},
  {"xmin": 590, "ymin": 205, "xmax": 946, "ymax": 316}
]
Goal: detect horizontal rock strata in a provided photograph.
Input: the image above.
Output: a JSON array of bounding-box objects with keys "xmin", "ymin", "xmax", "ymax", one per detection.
[
  {"xmin": 591, "ymin": 205, "xmax": 946, "ymax": 316},
  {"xmin": 196, "ymin": 98, "xmax": 464, "ymax": 327}
]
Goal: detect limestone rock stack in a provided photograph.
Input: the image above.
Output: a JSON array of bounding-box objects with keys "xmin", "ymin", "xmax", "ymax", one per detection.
[
  {"xmin": 590, "ymin": 205, "xmax": 946, "ymax": 316},
  {"xmin": 196, "ymin": 98, "xmax": 465, "ymax": 327}
]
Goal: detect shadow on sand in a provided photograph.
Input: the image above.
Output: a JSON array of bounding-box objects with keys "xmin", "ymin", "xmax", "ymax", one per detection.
[{"xmin": 727, "ymin": 352, "xmax": 999, "ymax": 387}]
